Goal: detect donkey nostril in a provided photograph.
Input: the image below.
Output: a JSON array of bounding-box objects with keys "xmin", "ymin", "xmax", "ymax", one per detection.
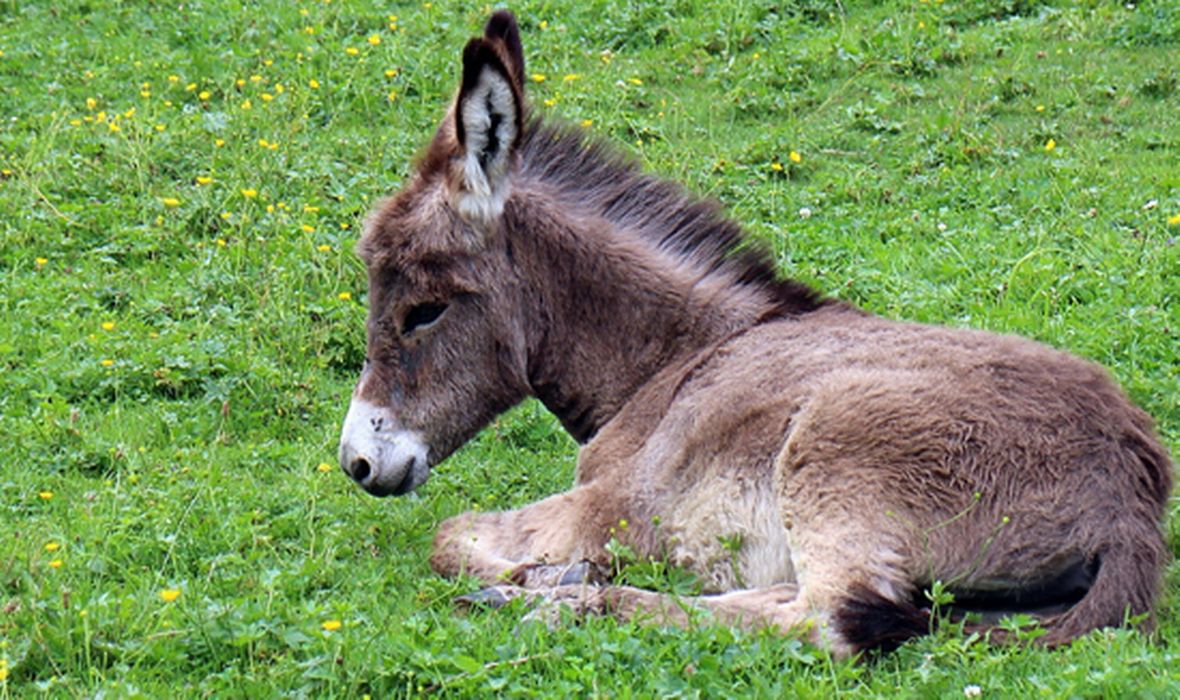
[{"xmin": 350, "ymin": 457, "xmax": 371, "ymax": 482}]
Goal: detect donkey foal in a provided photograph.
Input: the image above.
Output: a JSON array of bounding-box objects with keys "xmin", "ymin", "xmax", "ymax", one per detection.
[{"xmin": 337, "ymin": 11, "xmax": 1173, "ymax": 656}]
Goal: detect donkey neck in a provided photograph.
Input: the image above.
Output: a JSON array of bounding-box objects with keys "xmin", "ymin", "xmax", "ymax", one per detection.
[{"xmin": 503, "ymin": 190, "xmax": 779, "ymax": 443}]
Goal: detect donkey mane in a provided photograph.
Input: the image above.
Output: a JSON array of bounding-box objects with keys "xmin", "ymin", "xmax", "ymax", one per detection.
[{"xmin": 515, "ymin": 113, "xmax": 832, "ymax": 318}]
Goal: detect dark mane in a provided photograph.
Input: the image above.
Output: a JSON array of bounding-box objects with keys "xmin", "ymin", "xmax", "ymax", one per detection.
[{"xmin": 516, "ymin": 114, "xmax": 830, "ymax": 318}]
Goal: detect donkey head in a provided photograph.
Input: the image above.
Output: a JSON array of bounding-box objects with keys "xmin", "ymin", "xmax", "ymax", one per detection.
[{"xmin": 338, "ymin": 12, "xmax": 532, "ymax": 496}]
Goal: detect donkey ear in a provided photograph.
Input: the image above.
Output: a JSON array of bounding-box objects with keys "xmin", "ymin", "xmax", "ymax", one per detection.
[
  {"xmin": 454, "ymin": 37, "xmax": 522, "ymax": 224},
  {"xmin": 483, "ymin": 10, "xmax": 525, "ymax": 90}
]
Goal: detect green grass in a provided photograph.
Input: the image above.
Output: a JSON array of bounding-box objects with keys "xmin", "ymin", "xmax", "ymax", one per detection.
[{"xmin": 1, "ymin": 0, "xmax": 1178, "ymax": 695}]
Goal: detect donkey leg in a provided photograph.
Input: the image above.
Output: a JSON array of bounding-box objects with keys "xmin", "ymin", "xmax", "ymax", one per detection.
[
  {"xmin": 431, "ymin": 484, "xmax": 613, "ymax": 588},
  {"xmin": 511, "ymin": 583, "xmax": 801, "ymax": 631}
]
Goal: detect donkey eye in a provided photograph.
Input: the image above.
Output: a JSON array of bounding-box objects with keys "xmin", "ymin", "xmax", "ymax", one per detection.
[{"xmin": 402, "ymin": 302, "xmax": 448, "ymax": 334}]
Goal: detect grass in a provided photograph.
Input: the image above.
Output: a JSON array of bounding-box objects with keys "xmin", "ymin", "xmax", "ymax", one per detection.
[{"xmin": 1, "ymin": 0, "xmax": 1178, "ymax": 696}]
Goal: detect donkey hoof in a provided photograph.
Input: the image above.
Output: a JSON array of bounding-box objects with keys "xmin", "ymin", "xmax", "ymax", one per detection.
[
  {"xmin": 558, "ymin": 560, "xmax": 610, "ymax": 586},
  {"xmin": 455, "ymin": 586, "xmax": 515, "ymax": 609}
]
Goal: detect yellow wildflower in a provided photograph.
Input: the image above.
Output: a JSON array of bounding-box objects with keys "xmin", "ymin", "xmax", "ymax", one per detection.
[
  {"xmin": 214, "ymin": 138, "xmax": 225, "ymax": 147},
  {"xmin": 185, "ymin": 83, "xmax": 197, "ymax": 91},
  {"xmin": 581, "ymin": 119, "xmax": 593, "ymax": 127},
  {"xmin": 317, "ymin": 462, "xmax": 333, "ymax": 472},
  {"xmin": 241, "ymin": 188, "xmax": 258, "ymax": 198},
  {"xmin": 196, "ymin": 176, "xmax": 213, "ymax": 185},
  {"xmin": 309, "ymin": 79, "xmax": 321, "ymax": 89},
  {"xmin": 345, "ymin": 47, "xmax": 359, "ymax": 56},
  {"xmin": 45, "ymin": 542, "xmax": 61, "ymax": 552},
  {"xmin": 240, "ymin": 99, "xmax": 252, "ymax": 110},
  {"xmin": 531, "ymin": 73, "xmax": 546, "ymax": 83},
  {"xmin": 1044, "ymin": 138, "xmax": 1056, "ymax": 152},
  {"xmin": 101, "ymin": 321, "xmax": 115, "ymax": 331},
  {"xmin": 628, "ymin": 77, "xmax": 643, "ymax": 85},
  {"xmin": 368, "ymin": 34, "xmax": 381, "ymax": 46},
  {"xmin": 86, "ymin": 97, "xmax": 97, "ymax": 110},
  {"xmin": 317, "ymin": 244, "xmax": 332, "ymax": 252},
  {"xmin": 250, "ymin": 74, "xmax": 263, "ymax": 83},
  {"xmin": 563, "ymin": 74, "xmax": 580, "ymax": 82},
  {"xmin": 789, "ymin": 150, "xmax": 802, "ymax": 163},
  {"xmin": 101, "ymin": 359, "xmax": 114, "ymax": 367},
  {"xmin": 301, "ymin": 225, "xmax": 316, "ymax": 233},
  {"xmin": 35, "ymin": 257, "xmax": 48, "ymax": 266},
  {"xmin": 304, "ymin": 205, "xmax": 320, "ymax": 213},
  {"xmin": 161, "ymin": 197, "xmax": 181, "ymax": 208},
  {"xmin": 159, "ymin": 589, "xmax": 181, "ymax": 602},
  {"xmin": 338, "ymin": 292, "xmax": 352, "ymax": 301},
  {"xmin": 1036, "ymin": 104, "xmax": 1045, "ymax": 112},
  {"xmin": 1168, "ymin": 213, "xmax": 1180, "ymax": 226},
  {"xmin": 261, "ymin": 93, "xmax": 274, "ymax": 102},
  {"xmin": 49, "ymin": 559, "xmax": 63, "ymax": 569},
  {"xmin": 198, "ymin": 90, "xmax": 211, "ymax": 100},
  {"xmin": 770, "ymin": 162, "xmax": 783, "ymax": 172},
  {"xmin": 322, "ymin": 619, "xmax": 342, "ymax": 631},
  {"xmin": 38, "ymin": 490, "xmax": 54, "ymax": 500}
]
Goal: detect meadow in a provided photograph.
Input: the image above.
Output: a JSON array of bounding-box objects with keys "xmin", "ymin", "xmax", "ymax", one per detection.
[{"xmin": 1, "ymin": 0, "xmax": 1178, "ymax": 696}]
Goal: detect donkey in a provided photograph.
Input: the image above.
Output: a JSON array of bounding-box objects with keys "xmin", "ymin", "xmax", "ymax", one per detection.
[{"xmin": 338, "ymin": 11, "xmax": 1173, "ymax": 656}]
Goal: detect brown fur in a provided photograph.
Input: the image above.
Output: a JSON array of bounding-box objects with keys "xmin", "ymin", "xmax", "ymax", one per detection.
[{"xmin": 339, "ymin": 11, "xmax": 1174, "ymax": 656}]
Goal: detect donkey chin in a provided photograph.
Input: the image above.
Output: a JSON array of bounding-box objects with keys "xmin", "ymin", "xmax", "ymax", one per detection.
[{"xmin": 338, "ymin": 398, "xmax": 430, "ymax": 497}]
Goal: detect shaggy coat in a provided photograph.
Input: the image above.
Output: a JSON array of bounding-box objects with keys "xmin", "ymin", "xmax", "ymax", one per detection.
[{"xmin": 337, "ymin": 12, "xmax": 1173, "ymax": 655}]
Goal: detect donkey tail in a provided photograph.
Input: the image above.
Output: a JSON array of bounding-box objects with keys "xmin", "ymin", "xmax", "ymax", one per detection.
[
  {"xmin": 1033, "ymin": 522, "xmax": 1168, "ymax": 647},
  {"xmin": 833, "ymin": 517, "xmax": 1169, "ymax": 655}
]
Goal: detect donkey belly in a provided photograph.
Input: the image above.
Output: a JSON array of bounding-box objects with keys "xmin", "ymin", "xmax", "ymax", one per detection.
[{"xmin": 654, "ymin": 472, "xmax": 795, "ymax": 593}]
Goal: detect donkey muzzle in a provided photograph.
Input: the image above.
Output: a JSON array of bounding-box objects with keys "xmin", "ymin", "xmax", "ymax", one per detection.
[{"xmin": 339, "ymin": 398, "xmax": 430, "ymax": 497}]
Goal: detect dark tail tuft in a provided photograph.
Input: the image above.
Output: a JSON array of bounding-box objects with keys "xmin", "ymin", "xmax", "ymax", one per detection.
[{"xmin": 833, "ymin": 584, "xmax": 930, "ymax": 655}]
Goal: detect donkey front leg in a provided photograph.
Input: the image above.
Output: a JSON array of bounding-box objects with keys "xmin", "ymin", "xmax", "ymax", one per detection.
[{"xmin": 430, "ymin": 483, "xmax": 615, "ymax": 588}]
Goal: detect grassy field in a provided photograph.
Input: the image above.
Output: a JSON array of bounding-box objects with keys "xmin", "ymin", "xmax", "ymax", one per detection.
[{"xmin": 1, "ymin": 0, "xmax": 1178, "ymax": 696}]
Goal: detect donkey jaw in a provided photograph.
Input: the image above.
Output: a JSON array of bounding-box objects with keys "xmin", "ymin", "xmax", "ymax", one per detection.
[{"xmin": 339, "ymin": 398, "xmax": 431, "ymax": 497}]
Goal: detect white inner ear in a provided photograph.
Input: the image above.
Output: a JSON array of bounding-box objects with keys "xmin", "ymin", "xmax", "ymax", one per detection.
[{"xmin": 457, "ymin": 67, "xmax": 517, "ymax": 224}]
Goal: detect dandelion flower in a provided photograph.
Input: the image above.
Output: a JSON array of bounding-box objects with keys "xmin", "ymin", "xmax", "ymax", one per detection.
[
  {"xmin": 240, "ymin": 99, "xmax": 252, "ymax": 110},
  {"xmin": 198, "ymin": 90, "xmax": 211, "ymax": 100},
  {"xmin": 322, "ymin": 619, "xmax": 342, "ymax": 631},
  {"xmin": 214, "ymin": 138, "xmax": 225, "ymax": 147},
  {"xmin": 531, "ymin": 73, "xmax": 546, "ymax": 83},
  {"xmin": 345, "ymin": 47, "xmax": 359, "ymax": 56},
  {"xmin": 301, "ymin": 225, "xmax": 316, "ymax": 233},
  {"xmin": 368, "ymin": 34, "xmax": 381, "ymax": 46},
  {"xmin": 317, "ymin": 462, "xmax": 333, "ymax": 472},
  {"xmin": 35, "ymin": 257, "xmax": 48, "ymax": 266},
  {"xmin": 317, "ymin": 244, "xmax": 332, "ymax": 252},
  {"xmin": 261, "ymin": 93, "xmax": 274, "ymax": 102},
  {"xmin": 49, "ymin": 559, "xmax": 63, "ymax": 569},
  {"xmin": 161, "ymin": 197, "xmax": 181, "ymax": 208},
  {"xmin": 770, "ymin": 162, "xmax": 783, "ymax": 172},
  {"xmin": 563, "ymin": 74, "xmax": 580, "ymax": 82},
  {"xmin": 241, "ymin": 188, "xmax": 258, "ymax": 199},
  {"xmin": 38, "ymin": 490, "xmax": 54, "ymax": 500},
  {"xmin": 789, "ymin": 150, "xmax": 802, "ymax": 163},
  {"xmin": 543, "ymin": 98, "xmax": 557, "ymax": 107},
  {"xmin": 159, "ymin": 589, "xmax": 181, "ymax": 602},
  {"xmin": 388, "ymin": 90, "xmax": 398, "ymax": 102},
  {"xmin": 1167, "ymin": 213, "xmax": 1180, "ymax": 226},
  {"xmin": 338, "ymin": 292, "xmax": 352, "ymax": 301},
  {"xmin": 101, "ymin": 321, "xmax": 115, "ymax": 331},
  {"xmin": 385, "ymin": 69, "xmax": 398, "ymax": 78},
  {"xmin": 250, "ymin": 74, "xmax": 263, "ymax": 83},
  {"xmin": 309, "ymin": 79, "xmax": 321, "ymax": 89},
  {"xmin": 86, "ymin": 97, "xmax": 97, "ymax": 110},
  {"xmin": 1044, "ymin": 138, "xmax": 1056, "ymax": 152},
  {"xmin": 628, "ymin": 77, "xmax": 643, "ymax": 86},
  {"xmin": 196, "ymin": 176, "xmax": 213, "ymax": 185},
  {"xmin": 101, "ymin": 359, "xmax": 114, "ymax": 367},
  {"xmin": 304, "ymin": 205, "xmax": 320, "ymax": 213},
  {"xmin": 1035, "ymin": 104, "xmax": 1045, "ymax": 112},
  {"xmin": 45, "ymin": 542, "xmax": 60, "ymax": 552}
]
